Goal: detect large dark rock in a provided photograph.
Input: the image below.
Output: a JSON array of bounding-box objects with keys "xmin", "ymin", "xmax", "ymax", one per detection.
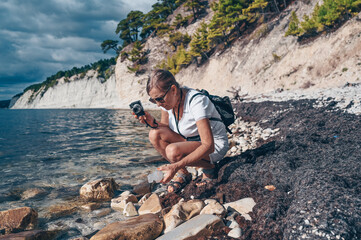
[
  {"xmin": 90, "ymin": 213, "xmax": 163, "ymax": 240},
  {"xmin": 0, "ymin": 207, "xmax": 38, "ymax": 234}
]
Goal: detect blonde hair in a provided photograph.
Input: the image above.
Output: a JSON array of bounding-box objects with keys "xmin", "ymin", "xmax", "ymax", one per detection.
[{"xmin": 146, "ymin": 69, "xmax": 179, "ymax": 94}]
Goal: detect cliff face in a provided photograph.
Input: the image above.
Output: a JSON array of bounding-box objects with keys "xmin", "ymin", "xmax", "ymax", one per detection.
[
  {"xmin": 11, "ymin": 70, "xmax": 121, "ymax": 109},
  {"xmin": 10, "ymin": 1, "xmax": 361, "ymax": 109}
]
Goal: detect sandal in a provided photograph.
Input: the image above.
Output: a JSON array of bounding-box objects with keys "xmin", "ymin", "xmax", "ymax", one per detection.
[
  {"xmin": 167, "ymin": 172, "xmax": 192, "ymax": 193},
  {"xmin": 196, "ymin": 168, "xmax": 216, "ymax": 187}
]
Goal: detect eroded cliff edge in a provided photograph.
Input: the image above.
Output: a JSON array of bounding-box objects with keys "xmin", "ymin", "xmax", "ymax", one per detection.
[{"xmin": 10, "ymin": 1, "xmax": 361, "ymax": 109}]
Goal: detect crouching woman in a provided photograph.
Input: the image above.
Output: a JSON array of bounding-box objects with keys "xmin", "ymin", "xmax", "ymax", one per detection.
[{"xmin": 134, "ymin": 69, "xmax": 229, "ymax": 192}]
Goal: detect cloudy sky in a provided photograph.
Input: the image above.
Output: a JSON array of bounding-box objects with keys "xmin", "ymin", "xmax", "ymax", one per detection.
[{"xmin": 0, "ymin": 0, "xmax": 156, "ymax": 100}]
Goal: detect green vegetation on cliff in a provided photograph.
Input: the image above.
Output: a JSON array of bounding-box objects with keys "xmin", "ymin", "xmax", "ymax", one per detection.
[
  {"xmin": 24, "ymin": 58, "xmax": 116, "ymax": 96},
  {"xmin": 286, "ymin": 0, "xmax": 361, "ymax": 38}
]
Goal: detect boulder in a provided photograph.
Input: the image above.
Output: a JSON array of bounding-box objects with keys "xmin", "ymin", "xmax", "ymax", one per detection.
[
  {"xmin": 138, "ymin": 193, "xmax": 162, "ymax": 215},
  {"xmin": 90, "ymin": 214, "xmax": 163, "ymax": 240},
  {"xmin": 156, "ymin": 214, "xmax": 225, "ymax": 240},
  {"xmin": 200, "ymin": 200, "xmax": 226, "ymax": 218},
  {"xmin": 0, "ymin": 230, "xmax": 57, "ymax": 240},
  {"xmin": 80, "ymin": 178, "xmax": 118, "ymax": 201},
  {"xmin": 132, "ymin": 181, "xmax": 152, "ymax": 195},
  {"xmin": 123, "ymin": 202, "xmax": 138, "ymax": 217},
  {"xmin": 223, "ymin": 197, "xmax": 256, "ymax": 221},
  {"xmin": 0, "ymin": 207, "xmax": 38, "ymax": 234}
]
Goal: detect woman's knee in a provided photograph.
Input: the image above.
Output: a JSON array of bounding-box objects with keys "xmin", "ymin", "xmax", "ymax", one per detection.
[
  {"xmin": 149, "ymin": 128, "xmax": 161, "ymax": 144},
  {"xmin": 165, "ymin": 144, "xmax": 182, "ymax": 162}
]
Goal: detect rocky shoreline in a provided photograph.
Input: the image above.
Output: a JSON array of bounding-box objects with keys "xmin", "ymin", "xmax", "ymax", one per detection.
[{"xmin": 1, "ymin": 84, "xmax": 360, "ymax": 239}]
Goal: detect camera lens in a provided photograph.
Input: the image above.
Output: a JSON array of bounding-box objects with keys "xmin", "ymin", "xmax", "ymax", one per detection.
[{"xmin": 132, "ymin": 104, "xmax": 141, "ymax": 115}]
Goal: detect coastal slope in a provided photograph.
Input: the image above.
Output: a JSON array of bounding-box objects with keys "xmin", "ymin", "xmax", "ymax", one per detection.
[{"xmin": 10, "ymin": 1, "xmax": 361, "ymax": 109}]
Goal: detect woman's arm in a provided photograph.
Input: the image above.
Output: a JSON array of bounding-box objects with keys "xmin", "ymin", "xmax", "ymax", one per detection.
[
  {"xmin": 175, "ymin": 118, "xmax": 215, "ymax": 168},
  {"xmin": 159, "ymin": 118, "xmax": 215, "ymax": 183}
]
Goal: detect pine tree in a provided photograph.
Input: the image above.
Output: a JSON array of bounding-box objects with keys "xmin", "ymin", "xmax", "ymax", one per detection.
[
  {"xmin": 169, "ymin": 32, "xmax": 191, "ymax": 51},
  {"xmin": 184, "ymin": 0, "xmax": 205, "ymax": 20},
  {"xmin": 242, "ymin": 0, "xmax": 268, "ymax": 23},
  {"xmin": 189, "ymin": 22, "xmax": 209, "ymax": 61},
  {"xmin": 285, "ymin": 11, "xmax": 301, "ymax": 36}
]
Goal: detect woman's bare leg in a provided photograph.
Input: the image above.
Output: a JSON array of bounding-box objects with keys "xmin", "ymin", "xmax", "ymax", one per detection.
[{"xmin": 148, "ymin": 126, "xmax": 185, "ymax": 161}]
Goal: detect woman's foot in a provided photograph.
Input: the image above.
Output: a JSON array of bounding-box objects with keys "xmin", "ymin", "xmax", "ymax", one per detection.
[
  {"xmin": 167, "ymin": 172, "xmax": 192, "ymax": 193},
  {"xmin": 196, "ymin": 168, "xmax": 216, "ymax": 187}
]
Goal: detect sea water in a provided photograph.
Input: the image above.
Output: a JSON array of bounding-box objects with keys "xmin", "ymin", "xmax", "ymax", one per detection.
[{"xmin": 0, "ymin": 109, "xmax": 163, "ymax": 239}]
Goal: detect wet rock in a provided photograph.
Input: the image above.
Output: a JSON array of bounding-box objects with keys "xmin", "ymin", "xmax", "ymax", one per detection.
[
  {"xmin": 46, "ymin": 201, "xmax": 81, "ymax": 220},
  {"xmin": 200, "ymin": 200, "xmax": 226, "ymax": 218},
  {"xmin": 70, "ymin": 237, "xmax": 89, "ymax": 240},
  {"xmin": 90, "ymin": 214, "xmax": 163, "ymax": 240},
  {"xmin": 132, "ymin": 181, "xmax": 152, "ymax": 195},
  {"xmin": 21, "ymin": 188, "xmax": 47, "ymax": 200},
  {"xmin": 156, "ymin": 214, "xmax": 225, "ymax": 240},
  {"xmin": 0, "ymin": 207, "xmax": 38, "ymax": 234},
  {"xmin": 223, "ymin": 197, "xmax": 256, "ymax": 221},
  {"xmin": 94, "ymin": 208, "xmax": 112, "ymax": 218},
  {"xmin": 138, "ymin": 193, "xmax": 162, "ymax": 215},
  {"xmin": 80, "ymin": 203, "xmax": 102, "ymax": 212},
  {"xmin": 228, "ymin": 227, "xmax": 242, "ymax": 238},
  {"xmin": 80, "ymin": 178, "xmax": 118, "ymax": 201},
  {"xmin": 123, "ymin": 202, "xmax": 138, "ymax": 217},
  {"xmin": 0, "ymin": 230, "xmax": 58, "ymax": 240}
]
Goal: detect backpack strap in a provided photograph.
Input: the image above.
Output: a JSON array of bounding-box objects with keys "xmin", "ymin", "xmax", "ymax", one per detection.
[{"xmin": 189, "ymin": 91, "xmax": 222, "ymax": 123}]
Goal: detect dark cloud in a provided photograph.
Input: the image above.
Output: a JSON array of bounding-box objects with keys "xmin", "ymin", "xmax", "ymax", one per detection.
[{"xmin": 0, "ymin": 0, "xmax": 156, "ymax": 100}]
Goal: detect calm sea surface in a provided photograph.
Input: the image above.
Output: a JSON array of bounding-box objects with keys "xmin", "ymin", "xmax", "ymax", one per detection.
[{"xmin": 0, "ymin": 109, "xmax": 162, "ymax": 238}]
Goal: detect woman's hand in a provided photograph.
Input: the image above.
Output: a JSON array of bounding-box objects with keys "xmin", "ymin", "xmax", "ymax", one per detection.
[
  {"xmin": 157, "ymin": 164, "xmax": 179, "ymax": 183},
  {"xmin": 132, "ymin": 111, "xmax": 155, "ymax": 126}
]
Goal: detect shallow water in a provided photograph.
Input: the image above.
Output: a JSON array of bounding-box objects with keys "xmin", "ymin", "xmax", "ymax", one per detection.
[{"xmin": 0, "ymin": 109, "xmax": 162, "ymax": 238}]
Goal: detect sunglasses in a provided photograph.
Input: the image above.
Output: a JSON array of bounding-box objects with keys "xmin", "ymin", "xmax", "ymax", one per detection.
[{"xmin": 149, "ymin": 85, "xmax": 173, "ymax": 104}]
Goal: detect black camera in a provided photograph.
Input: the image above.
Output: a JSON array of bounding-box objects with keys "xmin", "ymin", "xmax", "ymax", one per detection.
[{"xmin": 129, "ymin": 100, "xmax": 145, "ymax": 117}]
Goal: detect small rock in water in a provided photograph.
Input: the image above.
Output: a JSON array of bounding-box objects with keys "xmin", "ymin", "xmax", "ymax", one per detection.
[{"xmin": 147, "ymin": 170, "xmax": 163, "ymax": 183}]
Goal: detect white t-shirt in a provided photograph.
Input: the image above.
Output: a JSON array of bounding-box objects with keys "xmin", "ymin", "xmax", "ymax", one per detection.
[
  {"xmin": 161, "ymin": 87, "xmax": 227, "ymax": 141},
  {"xmin": 160, "ymin": 87, "xmax": 229, "ymax": 163}
]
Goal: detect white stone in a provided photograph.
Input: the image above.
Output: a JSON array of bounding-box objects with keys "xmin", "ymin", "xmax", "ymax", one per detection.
[
  {"xmin": 200, "ymin": 200, "xmax": 226, "ymax": 218},
  {"xmin": 163, "ymin": 201, "xmax": 185, "ymax": 233},
  {"xmin": 122, "ymin": 202, "xmax": 138, "ymax": 217},
  {"xmin": 111, "ymin": 198, "xmax": 127, "ymax": 211},
  {"xmin": 228, "ymin": 227, "xmax": 242, "ymax": 238},
  {"xmin": 138, "ymin": 193, "xmax": 162, "ymax": 215},
  {"xmin": 156, "ymin": 214, "xmax": 225, "ymax": 240},
  {"xmin": 228, "ymin": 219, "xmax": 240, "ymax": 229},
  {"xmin": 224, "ymin": 197, "xmax": 256, "ymax": 221}
]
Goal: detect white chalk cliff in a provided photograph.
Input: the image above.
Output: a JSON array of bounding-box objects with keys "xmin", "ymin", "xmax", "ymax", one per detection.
[{"xmin": 10, "ymin": 1, "xmax": 361, "ymax": 109}]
